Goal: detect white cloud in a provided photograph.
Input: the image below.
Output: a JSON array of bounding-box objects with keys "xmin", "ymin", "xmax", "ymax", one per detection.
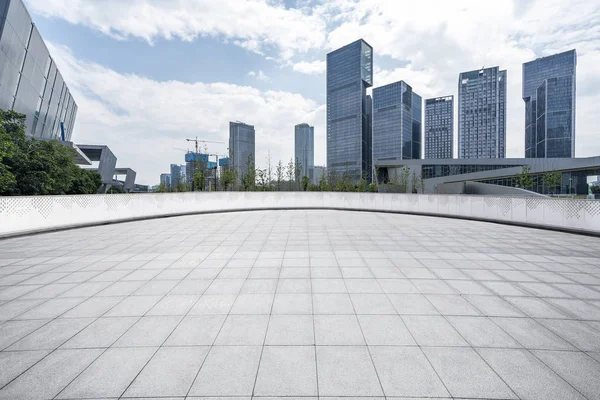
[
  {"xmin": 293, "ymin": 60, "xmax": 326, "ymax": 75},
  {"xmin": 25, "ymin": 0, "xmax": 326, "ymax": 60},
  {"xmin": 48, "ymin": 44, "xmax": 325, "ymax": 185},
  {"xmin": 248, "ymin": 70, "xmax": 271, "ymax": 81}
]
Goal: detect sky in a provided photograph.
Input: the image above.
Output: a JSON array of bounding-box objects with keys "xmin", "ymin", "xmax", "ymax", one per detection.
[{"xmin": 24, "ymin": 0, "xmax": 600, "ymax": 185}]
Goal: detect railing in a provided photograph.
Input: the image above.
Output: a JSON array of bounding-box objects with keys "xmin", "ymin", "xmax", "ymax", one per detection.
[{"xmin": 1, "ymin": 192, "xmax": 600, "ymax": 237}]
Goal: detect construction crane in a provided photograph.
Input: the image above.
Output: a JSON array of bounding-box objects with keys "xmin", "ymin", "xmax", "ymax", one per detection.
[{"xmin": 184, "ymin": 137, "xmax": 225, "ymax": 192}]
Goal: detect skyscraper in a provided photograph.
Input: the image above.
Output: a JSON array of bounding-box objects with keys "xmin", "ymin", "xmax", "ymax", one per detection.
[
  {"xmin": 458, "ymin": 67, "xmax": 506, "ymax": 159},
  {"xmin": 372, "ymin": 81, "xmax": 422, "ymax": 162},
  {"xmin": 229, "ymin": 121, "xmax": 255, "ymax": 182},
  {"xmin": 523, "ymin": 50, "xmax": 576, "ymax": 158},
  {"xmin": 170, "ymin": 164, "xmax": 182, "ymax": 188},
  {"xmin": 424, "ymin": 96, "xmax": 454, "ymax": 159},
  {"xmin": 326, "ymin": 39, "xmax": 373, "ymax": 182},
  {"xmin": 294, "ymin": 123, "xmax": 314, "ymax": 180},
  {"xmin": 0, "ymin": 0, "xmax": 78, "ymax": 140}
]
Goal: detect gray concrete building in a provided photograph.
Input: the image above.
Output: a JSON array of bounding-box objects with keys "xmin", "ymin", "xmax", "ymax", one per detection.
[
  {"xmin": 424, "ymin": 96, "xmax": 453, "ymax": 159},
  {"xmin": 294, "ymin": 123, "xmax": 314, "ymax": 180},
  {"xmin": 373, "ymin": 81, "xmax": 422, "ymax": 163},
  {"xmin": 229, "ymin": 121, "xmax": 255, "ymax": 182},
  {"xmin": 376, "ymin": 156, "xmax": 600, "ymax": 195},
  {"xmin": 458, "ymin": 66, "xmax": 506, "ymax": 159},
  {"xmin": 523, "ymin": 50, "xmax": 576, "ymax": 158},
  {"xmin": 0, "ymin": 0, "xmax": 77, "ymax": 140},
  {"xmin": 326, "ymin": 39, "xmax": 373, "ymax": 182}
]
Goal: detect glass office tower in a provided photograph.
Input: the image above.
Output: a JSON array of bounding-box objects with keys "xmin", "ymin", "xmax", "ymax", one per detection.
[
  {"xmin": 0, "ymin": 0, "xmax": 77, "ymax": 140},
  {"xmin": 372, "ymin": 80, "xmax": 422, "ymax": 161},
  {"xmin": 294, "ymin": 123, "xmax": 314, "ymax": 180},
  {"xmin": 458, "ymin": 66, "xmax": 506, "ymax": 159},
  {"xmin": 522, "ymin": 50, "xmax": 576, "ymax": 158},
  {"xmin": 229, "ymin": 121, "xmax": 255, "ymax": 182},
  {"xmin": 424, "ymin": 96, "xmax": 454, "ymax": 159},
  {"xmin": 326, "ymin": 39, "xmax": 373, "ymax": 182}
]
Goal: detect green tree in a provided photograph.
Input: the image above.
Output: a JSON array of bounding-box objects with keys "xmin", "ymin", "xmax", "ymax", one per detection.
[
  {"xmin": 1, "ymin": 109, "xmax": 102, "ymax": 195},
  {"xmin": 400, "ymin": 166, "xmax": 410, "ymax": 193},
  {"xmin": 367, "ymin": 183, "xmax": 378, "ymax": 193},
  {"xmin": 193, "ymin": 170, "xmax": 205, "ymax": 191},
  {"xmin": 241, "ymin": 154, "xmax": 256, "ymax": 191},
  {"xmin": 156, "ymin": 183, "xmax": 167, "ymax": 193},
  {"xmin": 266, "ymin": 151, "xmax": 273, "ymax": 191},
  {"xmin": 276, "ymin": 160, "xmax": 284, "ymax": 191},
  {"xmin": 294, "ymin": 158, "xmax": 303, "ymax": 190},
  {"xmin": 286, "ymin": 157, "xmax": 294, "ymax": 190},
  {"xmin": 256, "ymin": 167, "xmax": 268, "ymax": 191},
  {"xmin": 308, "ymin": 183, "xmax": 319, "ymax": 191},
  {"xmin": 300, "ymin": 175, "xmax": 310, "ymax": 191},
  {"xmin": 319, "ymin": 171, "xmax": 331, "ymax": 192},
  {"xmin": 220, "ymin": 167, "xmax": 237, "ymax": 191},
  {"xmin": 517, "ymin": 165, "xmax": 534, "ymax": 190},
  {"xmin": 357, "ymin": 178, "xmax": 367, "ymax": 192},
  {"xmin": 543, "ymin": 170, "xmax": 562, "ymax": 195}
]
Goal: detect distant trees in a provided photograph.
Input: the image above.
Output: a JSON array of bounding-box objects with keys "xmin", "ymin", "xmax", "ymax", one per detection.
[
  {"xmin": 0, "ymin": 109, "xmax": 102, "ymax": 196},
  {"xmin": 543, "ymin": 170, "xmax": 562, "ymax": 196},
  {"xmin": 516, "ymin": 166, "xmax": 534, "ymax": 190}
]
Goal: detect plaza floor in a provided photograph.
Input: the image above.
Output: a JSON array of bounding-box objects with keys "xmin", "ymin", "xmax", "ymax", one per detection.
[{"xmin": 1, "ymin": 209, "xmax": 600, "ymax": 400}]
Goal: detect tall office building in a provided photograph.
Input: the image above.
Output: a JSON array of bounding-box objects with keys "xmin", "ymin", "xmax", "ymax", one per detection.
[
  {"xmin": 523, "ymin": 50, "xmax": 576, "ymax": 158},
  {"xmin": 229, "ymin": 121, "xmax": 255, "ymax": 181},
  {"xmin": 424, "ymin": 96, "xmax": 454, "ymax": 159},
  {"xmin": 159, "ymin": 173, "xmax": 171, "ymax": 189},
  {"xmin": 372, "ymin": 80, "xmax": 422, "ymax": 162},
  {"xmin": 170, "ymin": 164, "xmax": 182, "ymax": 187},
  {"xmin": 0, "ymin": 0, "xmax": 77, "ymax": 140},
  {"xmin": 458, "ymin": 66, "xmax": 506, "ymax": 159},
  {"xmin": 326, "ymin": 39, "xmax": 373, "ymax": 182},
  {"xmin": 294, "ymin": 123, "xmax": 314, "ymax": 180}
]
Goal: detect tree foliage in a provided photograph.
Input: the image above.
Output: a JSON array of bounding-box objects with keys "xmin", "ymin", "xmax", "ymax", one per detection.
[
  {"xmin": 300, "ymin": 175, "xmax": 310, "ymax": 191},
  {"xmin": 517, "ymin": 165, "xmax": 534, "ymax": 190},
  {"xmin": 0, "ymin": 109, "xmax": 102, "ymax": 196},
  {"xmin": 543, "ymin": 170, "xmax": 562, "ymax": 195}
]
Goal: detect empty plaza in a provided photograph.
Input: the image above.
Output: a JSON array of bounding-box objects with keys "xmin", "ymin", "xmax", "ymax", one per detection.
[{"xmin": 1, "ymin": 209, "xmax": 600, "ymax": 400}]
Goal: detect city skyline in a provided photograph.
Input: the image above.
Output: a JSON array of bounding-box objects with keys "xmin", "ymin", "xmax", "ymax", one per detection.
[{"xmin": 3, "ymin": 0, "xmax": 599, "ymax": 184}]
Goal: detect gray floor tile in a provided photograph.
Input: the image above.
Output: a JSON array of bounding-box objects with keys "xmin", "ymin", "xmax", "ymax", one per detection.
[
  {"xmin": 214, "ymin": 314, "xmax": 269, "ymax": 345},
  {"xmin": 0, "ymin": 319, "xmax": 48, "ymax": 350},
  {"xmin": 492, "ymin": 317, "xmax": 576, "ymax": 350},
  {"xmin": 402, "ymin": 315, "xmax": 468, "ymax": 346},
  {"xmin": 478, "ymin": 348, "xmax": 587, "ymax": 400},
  {"xmin": 350, "ymin": 293, "xmax": 396, "ymax": 314},
  {"xmin": 61, "ymin": 316, "xmax": 138, "ymax": 348},
  {"xmin": 311, "ymin": 278, "xmax": 347, "ymax": 293},
  {"xmin": 537, "ymin": 318, "xmax": 600, "ymax": 351},
  {"xmin": 164, "ymin": 315, "xmax": 226, "ymax": 346},
  {"xmin": 507, "ymin": 297, "xmax": 571, "ymax": 318},
  {"xmin": 424, "ymin": 347, "xmax": 517, "ymax": 399},
  {"xmin": 15, "ymin": 297, "xmax": 85, "ymax": 319},
  {"xmin": 387, "ymin": 294, "xmax": 439, "ymax": 315},
  {"xmin": 230, "ymin": 293, "xmax": 274, "ymax": 314},
  {"xmin": 447, "ymin": 316, "xmax": 522, "ymax": 348},
  {"xmin": 345, "ymin": 279, "xmax": 383, "ymax": 293},
  {"xmin": 316, "ymin": 346, "xmax": 383, "ymax": 396},
  {"xmin": 241, "ymin": 278, "xmax": 278, "ymax": 293},
  {"xmin": 188, "ymin": 346, "xmax": 262, "ymax": 396},
  {"xmin": 377, "ymin": 279, "xmax": 420, "ymax": 294},
  {"xmin": 0, "ymin": 349, "xmax": 102, "ymax": 400},
  {"xmin": 357, "ymin": 315, "xmax": 415, "ymax": 345},
  {"xmin": 370, "ymin": 346, "xmax": 449, "ymax": 397},
  {"xmin": 312, "ymin": 293, "xmax": 355, "ymax": 314},
  {"xmin": 425, "ymin": 294, "xmax": 481, "ymax": 316},
  {"xmin": 124, "ymin": 346, "xmax": 210, "ymax": 397},
  {"xmin": 8, "ymin": 317, "xmax": 93, "ymax": 350},
  {"xmin": 314, "ymin": 315, "xmax": 365, "ymax": 345},
  {"xmin": 113, "ymin": 316, "xmax": 181, "ymax": 347},
  {"xmin": 61, "ymin": 295, "xmax": 124, "ymax": 318},
  {"xmin": 254, "ymin": 346, "xmax": 317, "ymax": 396},
  {"xmin": 146, "ymin": 295, "xmax": 199, "ymax": 315},
  {"xmin": 0, "ymin": 350, "xmax": 50, "ymax": 387},
  {"xmin": 170, "ymin": 279, "xmax": 211, "ymax": 295},
  {"xmin": 272, "ymin": 293, "xmax": 312, "ymax": 314},
  {"xmin": 97, "ymin": 280, "xmax": 146, "ymax": 296},
  {"xmin": 105, "ymin": 295, "xmax": 163, "ymax": 317},
  {"xmin": 56, "ymin": 347, "xmax": 156, "ymax": 399},
  {"xmin": 533, "ymin": 350, "xmax": 600, "ymax": 400},
  {"xmin": 188, "ymin": 294, "xmax": 236, "ymax": 315},
  {"xmin": 547, "ymin": 298, "xmax": 600, "ymax": 320},
  {"xmin": 265, "ymin": 315, "xmax": 314, "ymax": 345},
  {"xmin": 466, "ymin": 295, "xmax": 526, "ymax": 317}
]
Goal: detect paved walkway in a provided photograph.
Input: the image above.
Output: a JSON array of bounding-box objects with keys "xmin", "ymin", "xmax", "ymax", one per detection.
[{"xmin": 1, "ymin": 210, "xmax": 600, "ymax": 400}]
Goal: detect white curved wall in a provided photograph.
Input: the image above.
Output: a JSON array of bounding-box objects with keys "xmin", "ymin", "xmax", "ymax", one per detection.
[{"xmin": 1, "ymin": 192, "xmax": 600, "ymax": 237}]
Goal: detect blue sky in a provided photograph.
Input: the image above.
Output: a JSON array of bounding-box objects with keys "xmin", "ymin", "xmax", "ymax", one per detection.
[{"xmin": 23, "ymin": 0, "xmax": 600, "ymax": 185}]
